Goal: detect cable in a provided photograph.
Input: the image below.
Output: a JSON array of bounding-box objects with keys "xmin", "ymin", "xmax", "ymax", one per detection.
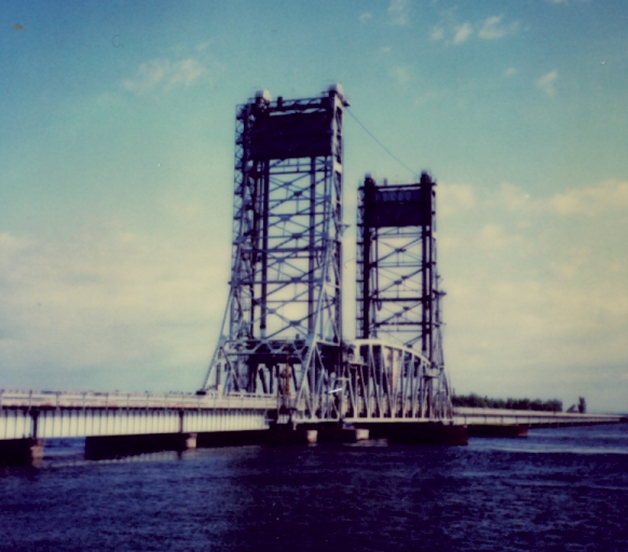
[{"xmin": 345, "ymin": 108, "xmax": 420, "ymax": 180}]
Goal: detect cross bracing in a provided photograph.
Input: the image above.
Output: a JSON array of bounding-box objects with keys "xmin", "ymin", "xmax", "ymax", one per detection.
[
  {"xmin": 201, "ymin": 87, "xmax": 345, "ymax": 421},
  {"xmin": 355, "ymin": 173, "xmax": 451, "ymax": 419},
  {"xmin": 343, "ymin": 340, "xmax": 451, "ymax": 421},
  {"xmin": 201, "ymin": 87, "xmax": 452, "ymax": 423}
]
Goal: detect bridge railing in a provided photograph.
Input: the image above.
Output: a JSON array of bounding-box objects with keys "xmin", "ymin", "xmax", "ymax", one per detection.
[
  {"xmin": 454, "ymin": 407, "xmax": 621, "ymax": 425},
  {"xmin": 0, "ymin": 389, "xmax": 278, "ymax": 411}
]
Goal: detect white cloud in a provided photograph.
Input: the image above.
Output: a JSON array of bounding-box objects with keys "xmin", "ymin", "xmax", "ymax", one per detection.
[
  {"xmin": 359, "ymin": 12, "xmax": 372, "ymax": 23},
  {"xmin": 168, "ymin": 58, "xmax": 205, "ymax": 88},
  {"xmin": 547, "ymin": 180, "xmax": 628, "ymax": 215},
  {"xmin": 470, "ymin": 180, "xmax": 628, "ymax": 230},
  {"xmin": 438, "ymin": 182, "xmax": 476, "ymax": 217},
  {"xmin": 0, "ymin": 227, "xmax": 230, "ymax": 392},
  {"xmin": 453, "ymin": 22, "xmax": 472, "ymax": 44},
  {"xmin": 476, "ymin": 224, "xmax": 518, "ymax": 250},
  {"xmin": 495, "ymin": 182, "xmax": 534, "ymax": 212},
  {"xmin": 478, "ymin": 15, "xmax": 518, "ymax": 40},
  {"xmin": 550, "ymin": 246, "xmax": 591, "ymax": 279},
  {"xmin": 433, "ymin": 15, "xmax": 517, "ymax": 46},
  {"xmin": 122, "ymin": 57, "xmax": 206, "ymax": 94},
  {"xmin": 535, "ymin": 70, "xmax": 558, "ymax": 96},
  {"xmin": 195, "ymin": 39, "xmax": 213, "ymax": 52},
  {"xmin": 430, "ymin": 26, "xmax": 445, "ymax": 41},
  {"xmin": 0, "ymin": 232, "xmax": 33, "ymax": 256},
  {"xmin": 505, "ymin": 67, "xmax": 517, "ymax": 77},
  {"xmin": 438, "ymin": 178, "xmax": 628, "ymax": 410},
  {"xmin": 394, "ymin": 67, "xmax": 410, "ymax": 85},
  {"xmin": 388, "ymin": 0, "xmax": 409, "ymax": 26}
]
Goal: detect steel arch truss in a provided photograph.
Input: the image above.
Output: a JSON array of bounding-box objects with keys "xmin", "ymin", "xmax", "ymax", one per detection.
[
  {"xmin": 340, "ymin": 340, "xmax": 452, "ymax": 421},
  {"xmin": 201, "ymin": 88, "xmax": 346, "ymax": 421}
]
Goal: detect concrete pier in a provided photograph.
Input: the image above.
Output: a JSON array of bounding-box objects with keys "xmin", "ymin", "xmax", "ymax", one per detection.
[
  {"xmin": 196, "ymin": 429, "xmax": 268, "ymax": 447},
  {"xmin": 357, "ymin": 422, "xmax": 469, "ymax": 446},
  {"xmin": 0, "ymin": 438, "xmax": 45, "ymax": 466},
  {"xmin": 468, "ymin": 424, "xmax": 528, "ymax": 438},
  {"xmin": 268, "ymin": 422, "xmax": 318, "ymax": 445},
  {"xmin": 85, "ymin": 433, "xmax": 195, "ymax": 460},
  {"xmin": 314, "ymin": 424, "xmax": 370, "ymax": 443}
]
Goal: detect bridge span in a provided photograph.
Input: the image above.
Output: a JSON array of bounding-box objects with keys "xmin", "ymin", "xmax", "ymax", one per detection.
[
  {"xmin": 454, "ymin": 407, "xmax": 622, "ymax": 437},
  {"xmin": 0, "ymin": 389, "xmax": 273, "ymax": 464},
  {"xmin": 1, "ymin": 389, "xmax": 622, "ymax": 464},
  {"xmin": 0, "ymin": 389, "xmax": 275, "ymax": 440}
]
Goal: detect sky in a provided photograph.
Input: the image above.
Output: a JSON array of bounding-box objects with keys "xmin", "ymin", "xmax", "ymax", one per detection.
[{"xmin": 1, "ymin": 0, "xmax": 627, "ymax": 412}]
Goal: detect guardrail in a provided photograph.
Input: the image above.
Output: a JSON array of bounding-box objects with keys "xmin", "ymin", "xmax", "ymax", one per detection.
[
  {"xmin": 453, "ymin": 407, "xmax": 621, "ymax": 425},
  {"xmin": 0, "ymin": 389, "xmax": 278, "ymax": 411}
]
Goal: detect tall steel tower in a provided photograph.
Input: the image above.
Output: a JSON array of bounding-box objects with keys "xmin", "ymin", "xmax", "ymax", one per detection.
[
  {"xmin": 352, "ymin": 172, "xmax": 451, "ymax": 420},
  {"xmin": 200, "ymin": 86, "xmax": 348, "ymax": 421}
]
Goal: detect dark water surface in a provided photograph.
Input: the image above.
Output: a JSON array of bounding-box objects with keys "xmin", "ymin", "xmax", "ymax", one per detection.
[{"xmin": 1, "ymin": 424, "xmax": 627, "ymax": 551}]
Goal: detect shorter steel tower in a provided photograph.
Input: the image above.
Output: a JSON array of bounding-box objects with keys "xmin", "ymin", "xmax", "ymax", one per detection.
[
  {"xmin": 353, "ymin": 172, "xmax": 450, "ymax": 419},
  {"xmin": 200, "ymin": 86, "xmax": 348, "ymax": 421}
]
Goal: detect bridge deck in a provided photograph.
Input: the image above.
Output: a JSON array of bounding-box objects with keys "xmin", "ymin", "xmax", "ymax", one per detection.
[
  {"xmin": 454, "ymin": 407, "xmax": 621, "ymax": 427},
  {"xmin": 0, "ymin": 390, "xmax": 276, "ymax": 440},
  {"xmin": 1, "ymin": 390, "xmax": 621, "ymax": 441}
]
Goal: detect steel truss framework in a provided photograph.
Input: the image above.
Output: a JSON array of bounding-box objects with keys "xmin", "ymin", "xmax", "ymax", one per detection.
[
  {"xmin": 201, "ymin": 87, "xmax": 451, "ymax": 423},
  {"xmin": 201, "ymin": 87, "xmax": 346, "ymax": 420},
  {"xmin": 355, "ymin": 174, "xmax": 451, "ymax": 419},
  {"xmin": 342, "ymin": 340, "xmax": 451, "ymax": 421}
]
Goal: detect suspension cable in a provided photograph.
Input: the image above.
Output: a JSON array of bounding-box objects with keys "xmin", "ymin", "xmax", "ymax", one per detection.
[{"xmin": 345, "ymin": 108, "xmax": 420, "ymax": 180}]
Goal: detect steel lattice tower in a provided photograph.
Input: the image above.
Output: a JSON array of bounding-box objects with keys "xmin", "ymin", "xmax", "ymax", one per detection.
[
  {"xmin": 201, "ymin": 86, "xmax": 347, "ymax": 421},
  {"xmin": 354, "ymin": 173, "xmax": 450, "ymax": 418}
]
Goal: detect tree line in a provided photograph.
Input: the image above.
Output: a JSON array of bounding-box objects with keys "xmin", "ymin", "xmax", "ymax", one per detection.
[{"xmin": 452, "ymin": 393, "xmax": 564, "ymax": 412}]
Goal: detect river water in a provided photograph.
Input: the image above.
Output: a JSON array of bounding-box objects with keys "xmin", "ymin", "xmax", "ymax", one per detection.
[{"xmin": 1, "ymin": 424, "xmax": 627, "ymax": 551}]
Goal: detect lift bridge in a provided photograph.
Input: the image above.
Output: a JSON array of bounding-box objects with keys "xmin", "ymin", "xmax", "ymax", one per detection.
[
  {"xmin": 5, "ymin": 86, "xmax": 616, "ymax": 463},
  {"xmin": 199, "ymin": 85, "xmax": 451, "ymax": 425},
  {"xmin": 0, "ymin": 85, "xmax": 457, "ymax": 463}
]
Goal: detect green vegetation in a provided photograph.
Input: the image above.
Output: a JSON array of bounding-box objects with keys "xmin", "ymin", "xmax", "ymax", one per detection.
[
  {"xmin": 566, "ymin": 396, "xmax": 587, "ymax": 414},
  {"xmin": 452, "ymin": 393, "xmax": 563, "ymax": 412}
]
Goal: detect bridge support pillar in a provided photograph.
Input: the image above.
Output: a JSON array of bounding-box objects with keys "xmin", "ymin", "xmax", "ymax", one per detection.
[
  {"xmin": 84, "ymin": 433, "xmax": 196, "ymax": 460},
  {"xmin": 303, "ymin": 422, "xmax": 370, "ymax": 443},
  {"xmin": 468, "ymin": 424, "xmax": 528, "ymax": 438},
  {"xmin": 317, "ymin": 426, "xmax": 369, "ymax": 443},
  {"xmin": 268, "ymin": 422, "xmax": 318, "ymax": 445},
  {"xmin": 356, "ymin": 422, "xmax": 468, "ymax": 445},
  {"xmin": 185, "ymin": 433, "xmax": 197, "ymax": 450},
  {"xmin": 195, "ymin": 430, "xmax": 269, "ymax": 447},
  {"xmin": 0, "ymin": 438, "xmax": 45, "ymax": 466}
]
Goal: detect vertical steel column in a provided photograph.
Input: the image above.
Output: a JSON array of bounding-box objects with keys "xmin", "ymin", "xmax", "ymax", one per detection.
[
  {"xmin": 421, "ymin": 173, "xmax": 433, "ymax": 361},
  {"xmin": 308, "ymin": 158, "xmax": 316, "ymax": 334}
]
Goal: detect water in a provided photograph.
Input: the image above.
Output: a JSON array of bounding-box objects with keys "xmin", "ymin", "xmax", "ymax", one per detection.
[{"xmin": 1, "ymin": 424, "xmax": 627, "ymax": 551}]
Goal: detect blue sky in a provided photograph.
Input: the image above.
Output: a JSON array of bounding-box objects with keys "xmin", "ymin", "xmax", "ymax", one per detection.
[{"xmin": 1, "ymin": 0, "xmax": 627, "ymax": 411}]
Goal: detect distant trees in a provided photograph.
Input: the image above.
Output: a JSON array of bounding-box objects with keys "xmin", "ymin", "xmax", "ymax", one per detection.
[
  {"xmin": 578, "ymin": 396, "xmax": 587, "ymax": 414},
  {"xmin": 452, "ymin": 393, "xmax": 563, "ymax": 412},
  {"xmin": 566, "ymin": 397, "xmax": 587, "ymax": 413}
]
